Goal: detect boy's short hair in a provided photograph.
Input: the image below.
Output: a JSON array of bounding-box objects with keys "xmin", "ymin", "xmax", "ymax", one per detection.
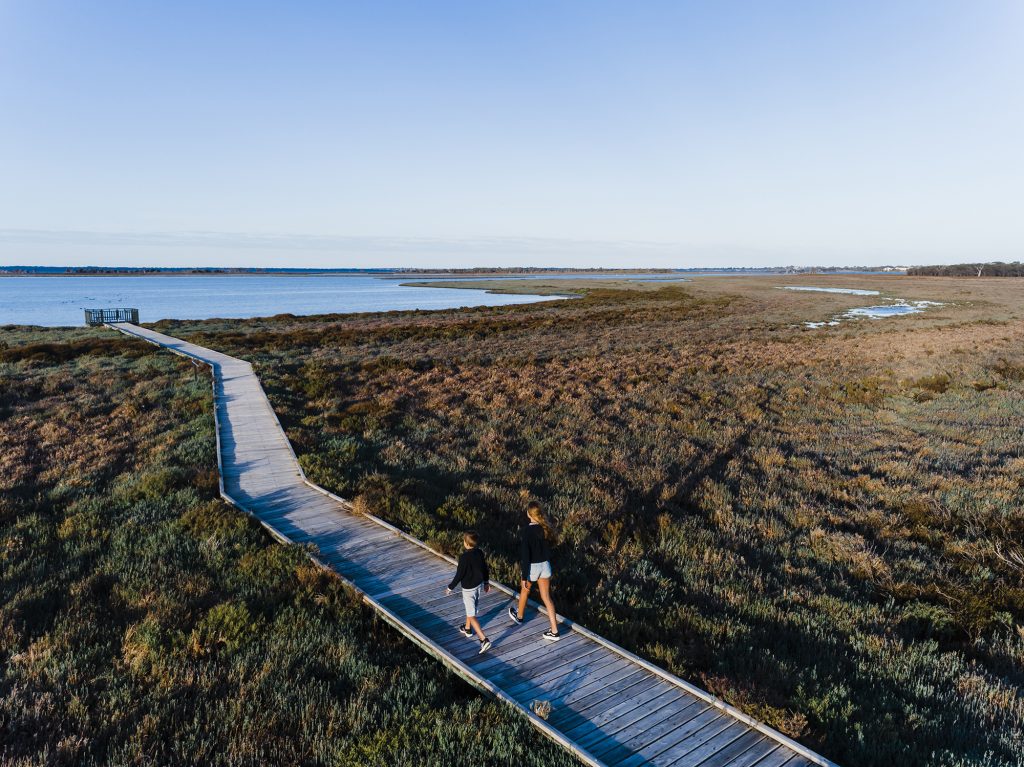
[{"xmin": 463, "ymin": 531, "xmax": 479, "ymax": 547}]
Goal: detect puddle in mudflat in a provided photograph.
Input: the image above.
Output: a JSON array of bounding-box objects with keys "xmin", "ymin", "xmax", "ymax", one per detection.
[
  {"xmin": 846, "ymin": 301, "xmax": 943, "ymax": 318},
  {"xmin": 782, "ymin": 286, "xmax": 880, "ymax": 296},
  {"xmin": 781, "ymin": 287, "xmax": 945, "ymax": 328}
]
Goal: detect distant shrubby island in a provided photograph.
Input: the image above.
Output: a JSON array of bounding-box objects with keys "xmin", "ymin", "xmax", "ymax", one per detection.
[{"xmin": 907, "ymin": 262, "xmax": 1024, "ymax": 277}]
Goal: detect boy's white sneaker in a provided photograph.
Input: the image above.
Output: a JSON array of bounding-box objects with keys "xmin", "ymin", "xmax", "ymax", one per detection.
[
  {"xmin": 457, "ymin": 624, "xmax": 473, "ymax": 638},
  {"xmin": 542, "ymin": 630, "xmax": 561, "ymax": 641},
  {"xmin": 479, "ymin": 638, "xmax": 492, "ymax": 653},
  {"xmin": 508, "ymin": 606, "xmax": 523, "ymax": 624}
]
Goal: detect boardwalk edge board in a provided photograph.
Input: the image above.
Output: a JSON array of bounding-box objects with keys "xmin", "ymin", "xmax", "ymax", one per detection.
[{"xmin": 108, "ymin": 322, "xmax": 841, "ymax": 767}]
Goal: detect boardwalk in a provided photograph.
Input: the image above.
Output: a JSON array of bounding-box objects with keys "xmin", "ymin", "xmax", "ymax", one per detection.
[{"xmin": 110, "ymin": 322, "xmax": 839, "ymax": 767}]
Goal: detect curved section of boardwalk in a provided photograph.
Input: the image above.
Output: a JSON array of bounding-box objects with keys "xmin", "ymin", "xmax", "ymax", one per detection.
[{"xmin": 110, "ymin": 322, "xmax": 839, "ymax": 767}]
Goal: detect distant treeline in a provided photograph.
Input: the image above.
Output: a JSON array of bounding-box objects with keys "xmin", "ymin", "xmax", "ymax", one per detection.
[{"xmin": 908, "ymin": 262, "xmax": 1024, "ymax": 277}]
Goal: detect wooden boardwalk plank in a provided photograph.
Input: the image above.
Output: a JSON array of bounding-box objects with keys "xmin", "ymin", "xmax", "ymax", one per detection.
[
  {"xmin": 577, "ymin": 696, "xmax": 705, "ymax": 752},
  {"xmin": 740, "ymin": 749, "xmax": 797, "ymax": 767},
  {"xmin": 547, "ymin": 668, "xmax": 656, "ymax": 718},
  {"xmin": 107, "ymin": 322, "xmax": 840, "ymax": 767},
  {"xmin": 718, "ymin": 740, "xmax": 784, "ymax": 767},
  {"xmin": 781, "ymin": 758, "xmax": 820, "ymax": 767},
  {"xmin": 508, "ymin": 654, "xmax": 633, "ymax": 704},
  {"xmin": 474, "ymin": 634, "xmax": 590, "ymax": 677},
  {"xmin": 501, "ymin": 646, "xmax": 617, "ymax": 697},
  {"xmin": 560, "ymin": 681, "xmax": 677, "ymax": 738},
  {"xmin": 667, "ymin": 730, "xmax": 764, "ymax": 767},
  {"xmin": 593, "ymin": 705, "xmax": 721, "ymax": 762},
  {"xmin": 619, "ymin": 714, "xmax": 741, "ymax": 766}
]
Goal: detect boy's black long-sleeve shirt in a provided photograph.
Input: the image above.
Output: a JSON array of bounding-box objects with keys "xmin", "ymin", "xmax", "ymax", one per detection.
[
  {"xmin": 520, "ymin": 523, "xmax": 552, "ymax": 580},
  {"xmin": 448, "ymin": 547, "xmax": 489, "ymax": 590}
]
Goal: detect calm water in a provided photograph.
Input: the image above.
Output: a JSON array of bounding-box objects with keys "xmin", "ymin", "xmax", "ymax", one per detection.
[
  {"xmin": 0, "ymin": 274, "xmax": 563, "ymax": 327},
  {"xmin": 782, "ymin": 286, "xmax": 880, "ymax": 296},
  {"xmin": 805, "ymin": 300, "xmax": 945, "ymax": 328}
]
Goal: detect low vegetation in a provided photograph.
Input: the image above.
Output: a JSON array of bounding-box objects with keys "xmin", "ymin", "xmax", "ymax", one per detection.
[
  {"xmin": 0, "ymin": 327, "xmax": 574, "ymax": 766},
  {"xmin": 150, "ymin": 276, "xmax": 1024, "ymax": 767},
  {"xmin": 4, "ymin": 274, "xmax": 1022, "ymax": 766}
]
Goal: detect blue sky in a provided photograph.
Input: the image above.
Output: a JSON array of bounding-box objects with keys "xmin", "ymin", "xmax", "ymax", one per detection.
[{"xmin": 1, "ymin": 1, "xmax": 1022, "ymax": 268}]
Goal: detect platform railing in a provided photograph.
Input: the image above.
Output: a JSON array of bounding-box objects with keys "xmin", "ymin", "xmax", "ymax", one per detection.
[{"xmin": 84, "ymin": 308, "xmax": 139, "ymax": 325}]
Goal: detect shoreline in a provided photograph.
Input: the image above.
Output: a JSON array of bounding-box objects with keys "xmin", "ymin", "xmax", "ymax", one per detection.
[
  {"xmin": 1, "ymin": 271, "xmax": 962, "ymax": 328},
  {"xmin": 400, "ymin": 277, "xmax": 687, "ymax": 296},
  {"xmin": 0, "ymin": 275, "xmax": 567, "ymax": 328}
]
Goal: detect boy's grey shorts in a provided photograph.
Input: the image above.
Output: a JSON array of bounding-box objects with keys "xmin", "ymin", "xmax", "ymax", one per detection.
[
  {"xmin": 462, "ymin": 584, "xmax": 484, "ymax": 617},
  {"xmin": 529, "ymin": 561, "xmax": 553, "ymax": 581}
]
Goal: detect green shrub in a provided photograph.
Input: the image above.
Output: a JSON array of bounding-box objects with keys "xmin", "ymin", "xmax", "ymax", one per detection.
[
  {"xmin": 189, "ymin": 601, "xmax": 259, "ymax": 655},
  {"xmin": 908, "ymin": 372, "xmax": 951, "ymax": 394}
]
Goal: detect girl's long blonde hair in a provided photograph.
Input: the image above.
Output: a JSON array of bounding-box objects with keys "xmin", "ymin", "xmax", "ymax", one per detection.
[{"xmin": 527, "ymin": 501, "xmax": 557, "ymax": 544}]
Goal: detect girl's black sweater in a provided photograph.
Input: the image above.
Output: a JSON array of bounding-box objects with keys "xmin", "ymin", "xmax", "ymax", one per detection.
[
  {"xmin": 520, "ymin": 523, "xmax": 552, "ymax": 580},
  {"xmin": 448, "ymin": 547, "xmax": 489, "ymax": 590}
]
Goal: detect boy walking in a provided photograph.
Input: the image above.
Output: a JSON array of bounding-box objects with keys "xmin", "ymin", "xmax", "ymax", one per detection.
[{"xmin": 446, "ymin": 531, "xmax": 492, "ymax": 653}]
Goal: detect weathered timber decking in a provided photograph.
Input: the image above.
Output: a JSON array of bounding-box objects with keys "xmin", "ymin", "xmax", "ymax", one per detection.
[{"xmin": 109, "ymin": 321, "xmax": 840, "ymax": 767}]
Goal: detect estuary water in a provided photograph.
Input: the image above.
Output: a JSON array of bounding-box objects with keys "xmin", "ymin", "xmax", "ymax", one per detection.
[{"xmin": 0, "ymin": 273, "xmax": 563, "ymax": 327}]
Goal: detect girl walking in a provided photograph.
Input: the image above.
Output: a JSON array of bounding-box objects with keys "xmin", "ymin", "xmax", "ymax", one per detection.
[
  {"xmin": 508, "ymin": 500, "xmax": 560, "ymax": 640},
  {"xmin": 446, "ymin": 531, "xmax": 492, "ymax": 653}
]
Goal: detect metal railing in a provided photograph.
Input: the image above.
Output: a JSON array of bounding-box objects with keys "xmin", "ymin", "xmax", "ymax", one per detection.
[{"xmin": 84, "ymin": 308, "xmax": 139, "ymax": 325}]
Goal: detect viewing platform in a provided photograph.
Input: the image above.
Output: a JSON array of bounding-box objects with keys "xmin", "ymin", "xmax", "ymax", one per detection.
[{"xmin": 84, "ymin": 307, "xmax": 139, "ymax": 326}]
